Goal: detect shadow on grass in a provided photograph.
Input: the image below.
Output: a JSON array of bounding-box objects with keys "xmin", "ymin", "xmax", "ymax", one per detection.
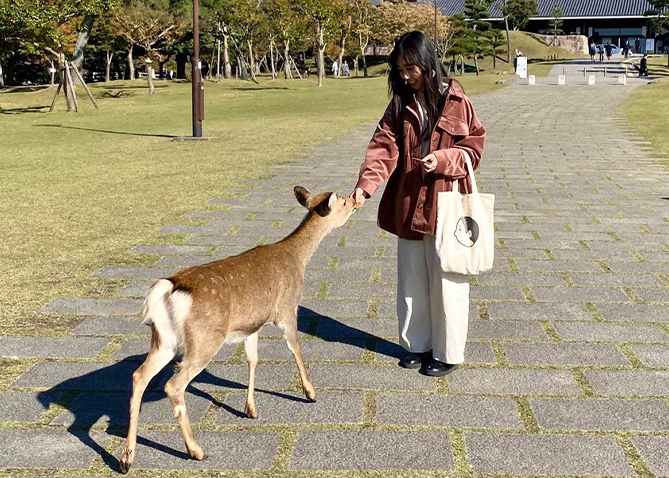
[
  {"xmin": 228, "ymin": 86, "xmax": 290, "ymax": 91},
  {"xmin": 0, "ymin": 85, "xmax": 52, "ymax": 93},
  {"xmin": 99, "ymin": 90, "xmax": 135, "ymax": 98},
  {"xmin": 34, "ymin": 124, "xmax": 176, "ymax": 139},
  {"xmin": 0, "ymin": 105, "xmax": 50, "ymax": 114},
  {"xmin": 100, "ymin": 84, "xmax": 169, "ymax": 91},
  {"xmin": 36, "ymin": 306, "xmax": 400, "ymax": 471}
]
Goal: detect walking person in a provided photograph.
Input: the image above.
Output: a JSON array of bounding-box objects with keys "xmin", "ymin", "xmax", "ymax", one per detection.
[
  {"xmin": 598, "ymin": 44, "xmax": 605, "ymax": 62},
  {"xmin": 331, "ymin": 59, "xmax": 339, "ymax": 77},
  {"xmin": 350, "ymin": 31, "xmax": 486, "ymax": 376},
  {"xmin": 639, "ymin": 53, "xmax": 649, "ymax": 77},
  {"xmin": 589, "ymin": 42, "xmax": 596, "ymax": 63},
  {"xmin": 604, "ymin": 43, "xmax": 613, "ymax": 61}
]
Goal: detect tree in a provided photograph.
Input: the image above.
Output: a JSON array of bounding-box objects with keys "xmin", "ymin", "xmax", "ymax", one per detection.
[
  {"xmin": 88, "ymin": 17, "xmax": 125, "ymax": 81},
  {"xmin": 646, "ymin": 0, "xmax": 669, "ymax": 66},
  {"xmin": 548, "ymin": 3, "xmax": 563, "ymax": 45},
  {"xmin": 374, "ymin": 0, "xmax": 446, "ymax": 46},
  {"xmin": 332, "ymin": 0, "xmax": 352, "ymax": 78},
  {"xmin": 263, "ymin": 0, "xmax": 306, "ymax": 79},
  {"xmin": 503, "ymin": 0, "xmax": 537, "ymax": 31},
  {"xmin": 463, "ymin": 0, "xmax": 496, "ymax": 75},
  {"xmin": 110, "ymin": 0, "xmax": 187, "ymax": 92},
  {"xmin": 229, "ymin": 0, "xmax": 268, "ymax": 82},
  {"xmin": 349, "ymin": 0, "xmax": 373, "ymax": 77},
  {"xmin": 297, "ymin": 0, "xmax": 341, "ymax": 87},
  {"xmin": 201, "ymin": 0, "xmax": 237, "ymax": 79}
]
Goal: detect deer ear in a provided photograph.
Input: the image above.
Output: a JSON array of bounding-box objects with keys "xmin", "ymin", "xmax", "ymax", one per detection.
[
  {"xmin": 294, "ymin": 186, "xmax": 311, "ymax": 209},
  {"xmin": 314, "ymin": 192, "xmax": 337, "ymax": 217}
]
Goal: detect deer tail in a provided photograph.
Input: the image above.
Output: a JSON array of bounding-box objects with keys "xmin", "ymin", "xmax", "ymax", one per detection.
[{"xmin": 142, "ymin": 279, "xmax": 190, "ymax": 355}]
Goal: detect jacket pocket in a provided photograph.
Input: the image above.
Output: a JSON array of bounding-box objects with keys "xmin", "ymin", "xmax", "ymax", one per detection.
[{"xmin": 435, "ymin": 115, "xmax": 469, "ymax": 149}]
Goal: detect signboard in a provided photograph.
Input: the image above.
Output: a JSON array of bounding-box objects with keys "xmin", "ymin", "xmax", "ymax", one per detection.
[{"xmin": 516, "ymin": 56, "xmax": 527, "ymax": 79}]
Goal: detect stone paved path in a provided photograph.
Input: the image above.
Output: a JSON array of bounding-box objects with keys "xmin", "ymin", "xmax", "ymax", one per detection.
[{"xmin": 2, "ymin": 78, "xmax": 669, "ymax": 477}]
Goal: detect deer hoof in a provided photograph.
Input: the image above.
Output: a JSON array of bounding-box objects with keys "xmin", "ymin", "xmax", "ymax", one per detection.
[
  {"xmin": 304, "ymin": 386, "xmax": 316, "ymax": 402},
  {"xmin": 119, "ymin": 449, "xmax": 133, "ymax": 474},
  {"xmin": 245, "ymin": 403, "xmax": 258, "ymax": 419},
  {"xmin": 188, "ymin": 445, "xmax": 206, "ymax": 461}
]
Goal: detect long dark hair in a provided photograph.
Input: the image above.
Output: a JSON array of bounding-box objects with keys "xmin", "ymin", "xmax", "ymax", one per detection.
[{"xmin": 388, "ymin": 31, "xmax": 447, "ymax": 138}]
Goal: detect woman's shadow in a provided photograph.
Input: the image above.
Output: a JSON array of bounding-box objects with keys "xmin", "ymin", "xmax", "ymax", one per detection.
[{"xmin": 36, "ymin": 306, "xmax": 402, "ymax": 472}]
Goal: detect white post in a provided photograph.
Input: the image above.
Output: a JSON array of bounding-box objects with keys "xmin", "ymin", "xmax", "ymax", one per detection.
[
  {"xmin": 618, "ymin": 75, "xmax": 627, "ymax": 85},
  {"xmin": 528, "ymin": 75, "xmax": 536, "ymax": 85},
  {"xmin": 588, "ymin": 74, "xmax": 596, "ymax": 85},
  {"xmin": 558, "ymin": 74, "xmax": 566, "ymax": 85}
]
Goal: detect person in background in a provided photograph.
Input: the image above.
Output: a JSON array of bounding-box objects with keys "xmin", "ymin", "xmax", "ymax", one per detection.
[
  {"xmin": 332, "ymin": 60, "xmax": 339, "ymax": 77},
  {"xmin": 350, "ymin": 31, "xmax": 486, "ymax": 377},
  {"xmin": 639, "ymin": 53, "xmax": 649, "ymax": 77},
  {"xmin": 589, "ymin": 42, "xmax": 597, "ymax": 63}
]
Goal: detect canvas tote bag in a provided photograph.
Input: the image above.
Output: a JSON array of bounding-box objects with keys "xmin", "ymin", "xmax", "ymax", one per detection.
[{"xmin": 434, "ymin": 150, "xmax": 495, "ymax": 275}]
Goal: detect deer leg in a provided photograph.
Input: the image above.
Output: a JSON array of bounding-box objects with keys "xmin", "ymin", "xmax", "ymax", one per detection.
[
  {"xmin": 120, "ymin": 345, "xmax": 174, "ymax": 474},
  {"xmin": 244, "ymin": 331, "xmax": 259, "ymax": 418},
  {"xmin": 282, "ymin": 317, "xmax": 316, "ymax": 402},
  {"xmin": 163, "ymin": 345, "xmax": 217, "ymax": 461}
]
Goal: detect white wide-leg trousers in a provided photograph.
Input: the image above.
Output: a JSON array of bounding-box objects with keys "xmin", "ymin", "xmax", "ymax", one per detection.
[{"xmin": 397, "ymin": 236, "xmax": 470, "ymax": 364}]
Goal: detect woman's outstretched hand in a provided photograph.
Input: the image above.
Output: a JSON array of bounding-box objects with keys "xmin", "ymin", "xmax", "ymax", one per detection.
[
  {"xmin": 420, "ymin": 153, "xmax": 438, "ymax": 173},
  {"xmin": 350, "ymin": 188, "xmax": 366, "ymax": 208}
]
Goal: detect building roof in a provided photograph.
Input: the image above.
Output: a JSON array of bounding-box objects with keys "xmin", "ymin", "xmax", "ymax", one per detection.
[{"xmin": 409, "ymin": 0, "xmax": 656, "ymax": 19}]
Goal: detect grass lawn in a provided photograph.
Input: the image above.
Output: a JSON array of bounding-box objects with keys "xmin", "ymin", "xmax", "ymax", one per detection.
[
  {"xmin": 624, "ymin": 75, "xmax": 669, "ymax": 170},
  {"xmin": 0, "ymin": 72, "xmax": 503, "ymax": 336}
]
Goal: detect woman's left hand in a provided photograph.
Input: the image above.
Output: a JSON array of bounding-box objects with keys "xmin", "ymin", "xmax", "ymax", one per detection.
[{"xmin": 420, "ymin": 153, "xmax": 438, "ymax": 173}]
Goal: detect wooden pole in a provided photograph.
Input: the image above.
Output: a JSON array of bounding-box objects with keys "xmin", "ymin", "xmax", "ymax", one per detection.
[
  {"xmin": 70, "ymin": 63, "xmax": 99, "ymax": 108},
  {"xmin": 64, "ymin": 61, "xmax": 79, "ymax": 112},
  {"xmin": 49, "ymin": 78, "xmax": 63, "ymax": 112}
]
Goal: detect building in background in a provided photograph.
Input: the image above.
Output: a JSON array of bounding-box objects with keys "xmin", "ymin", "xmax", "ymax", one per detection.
[{"xmin": 389, "ymin": 0, "xmax": 664, "ymax": 54}]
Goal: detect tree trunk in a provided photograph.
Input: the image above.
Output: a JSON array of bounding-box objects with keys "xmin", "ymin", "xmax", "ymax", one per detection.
[
  {"xmin": 247, "ymin": 39, "xmax": 257, "ymax": 82},
  {"xmin": 147, "ymin": 64, "xmax": 155, "ymax": 94},
  {"xmin": 337, "ymin": 37, "xmax": 346, "ymax": 77},
  {"xmin": 283, "ymin": 40, "xmax": 292, "ymax": 79},
  {"xmin": 474, "ymin": 54, "xmax": 480, "ymax": 75},
  {"xmin": 72, "ymin": 14, "xmax": 95, "ymax": 75},
  {"xmin": 361, "ymin": 45, "xmax": 368, "ymax": 77},
  {"xmin": 176, "ymin": 52, "xmax": 187, "ymax": 79},
  {"xmin": 269, "ymin": 39, "xmax": 276, "ymax": 79},
  {"xmin": 0, "ymin": 60, "xmax": 4, "ymax": 88},
  {"xmin": 354, "ymin": 54, "xmax": 359, "ymax": 76},
  {"xmin": 127, "ymin": 46, "xmax": 135, "ymax": 80},
  {"xmin": 223, "ymin": 34, "xmax": 231, "ymax": 78},
  {"xmin": 217, "ymin": 38, "xmax": 221, "ymax": 81},
  {"xmin": 105, "ymin": 50, "xmax": 112, "ymax": 82},
  {"xmin": 317, "ymin": 22, "xmax": 325, "ymax": 87}
]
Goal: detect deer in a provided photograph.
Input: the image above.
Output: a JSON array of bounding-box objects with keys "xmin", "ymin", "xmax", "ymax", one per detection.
[{"xmin": 119, "ymin": 186, "xmax": 358, "ymax": 474}]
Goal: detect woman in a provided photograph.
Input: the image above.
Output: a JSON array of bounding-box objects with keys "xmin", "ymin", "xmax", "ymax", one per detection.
[{"xmin": 350, "ymin": 31, "xmax": 485, "ymax": 377}]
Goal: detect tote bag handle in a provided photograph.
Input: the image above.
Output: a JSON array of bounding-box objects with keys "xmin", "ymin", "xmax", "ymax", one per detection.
[{"xmin": 452, "ymin": 150, "xmax": 478, "ymax": 194}]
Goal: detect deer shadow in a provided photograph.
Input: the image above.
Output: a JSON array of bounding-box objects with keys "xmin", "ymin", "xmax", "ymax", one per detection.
[{"xmin": 36, "ymin": 306, "xmax": 401, "ymax": 472}]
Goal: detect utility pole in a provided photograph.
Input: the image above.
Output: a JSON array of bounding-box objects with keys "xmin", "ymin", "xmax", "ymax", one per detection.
[
  {"xmin": 192, "ymin": 0, "xmax": 204, "ymax": 137},
  {"xmin": 174, "ymin": 0, "xmax": 209, "ymax": 141}
]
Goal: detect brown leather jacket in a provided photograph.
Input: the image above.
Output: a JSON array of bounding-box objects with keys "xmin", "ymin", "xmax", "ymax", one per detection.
[{"xmin": 355, "ymin": 81, "xmax": 486, "ymax": 240}]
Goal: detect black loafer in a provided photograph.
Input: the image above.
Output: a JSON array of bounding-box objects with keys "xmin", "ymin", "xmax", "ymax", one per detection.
[
  {"xmin": 424, "ymin": 359, "xmax": 459, "ymax": 377},
  {"xmin": 400, "ymin": 351, "xmax": 431, "ymax": 369}
]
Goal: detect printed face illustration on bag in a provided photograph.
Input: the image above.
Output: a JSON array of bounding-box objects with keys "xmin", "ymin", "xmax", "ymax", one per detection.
[{"xmin": 454, "ymin": 216, "xmax": 479, "ymax": 247}]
